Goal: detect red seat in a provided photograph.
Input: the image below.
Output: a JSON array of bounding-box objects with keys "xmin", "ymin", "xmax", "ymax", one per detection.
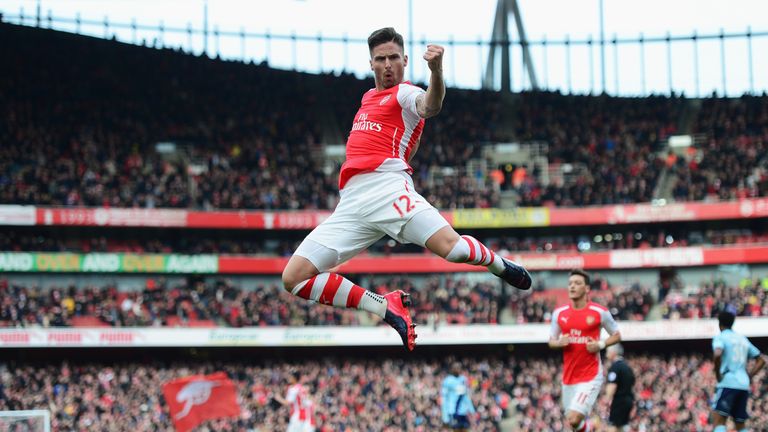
[
  {"xmin": 187, "ymin": 319, "xmax": 217, "ymax": 328},
  {"xmin": 71, "ymin": 316, "xmax": 110, "ymax": 327},
  {"xmin": 165, "ymin": 316, "xmax": 183, "ymax": 327}
]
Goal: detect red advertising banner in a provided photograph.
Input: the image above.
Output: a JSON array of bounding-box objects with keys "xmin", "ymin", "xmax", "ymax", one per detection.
[
  {"xmin": 549, "ymin": 198, "xmax": 768, "ymax": 226},
  {"xmin": 216, "ymin": 245, "xmax": 768, "ymax": 274},
  {"xmin": 36, "ymin": 207, "xmax": 188, "ymax": 227},
  {"xmin": 5, "ymin": 198, "xmax": 766, "ymax": 230}
]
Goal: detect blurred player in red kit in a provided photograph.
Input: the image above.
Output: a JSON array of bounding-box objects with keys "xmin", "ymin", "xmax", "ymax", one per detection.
[
  {"xmin": 549, "ymin": 269, "xmax": 622, "ymax": 431},
  {"xmin": 274, "ymin": 371, "xmax": 316, "ymax": 432}
]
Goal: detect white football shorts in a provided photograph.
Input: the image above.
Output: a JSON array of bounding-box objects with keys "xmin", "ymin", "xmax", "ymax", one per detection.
[
  {"xmin": 294, "ymin": 170, "xmax": 449, "ymax": 272},
  {"xmin": 561, "ymin": 374, "xmax": 604, "ymax": 416},
  {"xmin": 287, "ymin": 418, "xmax": 315, "ymax": 432}
]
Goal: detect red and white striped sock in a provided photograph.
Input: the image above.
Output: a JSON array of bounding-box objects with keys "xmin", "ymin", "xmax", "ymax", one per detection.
[
  {"xmin": 574, "ymin": 419, "xmax": 590, "ymax": 432},
  {"xmin": 445, "ymin": 235, "xmax": 506, "ymax": 275},
  {"xmin": 290, "ymin": 273, "xmax": 387, "ymax": 318}
]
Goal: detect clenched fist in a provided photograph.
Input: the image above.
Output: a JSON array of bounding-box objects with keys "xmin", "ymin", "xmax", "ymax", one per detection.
[{"xmin": 423, "ymin": 44, "xmax": 444, "ymax": 72}]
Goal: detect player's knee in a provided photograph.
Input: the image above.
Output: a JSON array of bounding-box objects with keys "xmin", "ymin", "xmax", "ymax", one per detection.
[
  {"xmin": 565, "ymin": 412, "xmax": 583, "ymax": 429},
  {"xmin": 282, "ymin": 268, "xmax": 310, "ymax": 294},
  {"xmin": 281, "ymin": 270, "xmax": 298, "ymax": 293},
  {"xmin": 441, "ymin": 236, "xmax": 467, "ymax": 262}
]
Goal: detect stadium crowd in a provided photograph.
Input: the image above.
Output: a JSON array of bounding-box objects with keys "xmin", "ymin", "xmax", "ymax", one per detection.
[
  {"xmin": 0, "ymin": 353, "xmax": 765, "ymax": 431},
  {"xmin": 0, "ymin": 278, "xmax": 361, "ymax": 328},
  {"xmin": 0, "ymin": 275, "xmax": 663, "ymax": 328},
  {"xmin": 2, "ymin": 23, "xmax": 766, "ymax": 213},
  {"xmin": 6, "ymin": 274, "xmax": 768, "ymax": 328},
  {"xmin": 511, "ymin": 91, "xmax": 683, "ymax": 207},
  {"xmin": 508, "ymin": 277, "xmax": 655, "ymax": 323},
  {"xmin": 5, "ymin": 265, "xmax": 768, "ymax": 328},
  {"xmin": 671, "ymin": 95, "xmax": 768, "ymax": 202},
  {"xmin": 662, "ymin": 277, "xmax": 768, "ymax": 319}
]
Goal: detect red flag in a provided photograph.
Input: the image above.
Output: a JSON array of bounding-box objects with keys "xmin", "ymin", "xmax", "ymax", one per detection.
[{"xmin": 162, "ymin": 372, "xmax": 240, "ymax": 432}]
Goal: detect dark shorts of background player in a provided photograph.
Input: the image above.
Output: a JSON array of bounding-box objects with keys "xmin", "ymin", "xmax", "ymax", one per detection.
[
  {"xmin": 446, "ymin": 414, "xmax": 470, "ymax": 429},
  {"xmin": 608, "ymin": 396, "xmax": 633, "ymax": 426},
  {"xmin": 712, "ymin": 387, "xmax": 750, "ymax": 423}
]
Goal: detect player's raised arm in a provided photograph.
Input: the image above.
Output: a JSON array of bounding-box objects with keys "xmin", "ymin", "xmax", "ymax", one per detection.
[{"xmin": 415, "ymin": 44, "xmax": 445, "ymax": 118}]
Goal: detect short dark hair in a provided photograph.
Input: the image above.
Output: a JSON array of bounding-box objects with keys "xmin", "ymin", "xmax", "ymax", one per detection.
[
  {"xmin": 718, "ymin": 310, "xmax": 735, "ymax": 329},
  {"xmin": 569, "ymin": 269, "xmax": 590, "ymax": 286},
  {"xmin": 451, "ymin": 362, "xmax": 462, "ymax": 376},
  {"xmin": 368, "ymin": 27, "xmax": 404, "ymax": 53}
]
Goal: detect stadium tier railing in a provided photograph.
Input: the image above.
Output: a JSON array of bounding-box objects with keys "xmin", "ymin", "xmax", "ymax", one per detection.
[
  {"xmin": 1, "ymin": 198, "xmax": 767, "ymax": 229},
  {"xmin": 0, "ymin": 318, "xmax": 766, "ymax": 348},
  {"xmin": 0, "ymin": 244, "xmax": 766, "ymax": 273}
]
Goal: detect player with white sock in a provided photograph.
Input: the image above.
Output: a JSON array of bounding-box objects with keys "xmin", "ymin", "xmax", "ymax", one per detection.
[{"xmin": 549, "ymin": 269, "xmax": 622, "ymax": 431}]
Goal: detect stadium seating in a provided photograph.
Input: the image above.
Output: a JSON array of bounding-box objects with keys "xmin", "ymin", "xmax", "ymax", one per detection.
[
  {"xmin": 21, "ymin": 275, "xmax": 768, "ymax": 328},
  {"xmin": 0, "ymin": 353, "xmax": 764, "ymax": 431},
  {"xmin": 2, "ymin": 23, "xmax": 765, "ymax": 211}
]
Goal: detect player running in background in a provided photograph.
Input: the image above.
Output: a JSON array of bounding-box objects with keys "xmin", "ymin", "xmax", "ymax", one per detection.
[
  {"xmin": 441, "ymin": 362, "xmax": 476, "ymax": 431},
  {"xmin": 274, "ymin": 371, "xmax": 316, "ymax": 432},
  {"xmin": 602, "ymin": 343, "xmax": 635, "ymax": 432},
  {"xmin": 281, "ymin": 27, "xmax": 531, "ymax": 351},
  {"xmin": 548, "ymin": 269, "xmax": 622, "ymax": 432},
  {"xmin": 711, "ymin": 310, "xmax": 766, "ymax": 432}
]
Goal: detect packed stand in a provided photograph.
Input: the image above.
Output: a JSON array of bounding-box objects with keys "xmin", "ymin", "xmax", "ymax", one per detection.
[
  {"xmin": 1, "ymin": 352, "xmax": 765, "ymax": 431},
  {"xmin": 6, "ymin": 24, "xmax": 765, "ymax": 212},
  {"xmin": 0, "ymin": 276, "xmax": 503, "ymax": 328},
  {"xmin": 369, "ymin": 275, "xmax": 502, "ymax": 325},
  {"xmin": 0, "ymin": 23, "xmax": 504, "ymax": 211},
  {"xmin": 508, "ymin": 277, "xmax": 654, "ymax": 323},
  {"xmin": 1, "ymin": 23, "xmax": 331, "ymax": 211},
  {"xmin": 0, "ymin": 278, "xmax": 361, "ymax": 328},
  {"xmin": 511, "ymin": 91, "xmax": 683, "ymax": 206},
  {"xmin": 671, "ymin": 95, "xmax": 768, "ymax": 201},
  {"xmin": 0, "ymin": 272, "xmax": 663, "ymax": 329},
  {"xmin": 0, "ymin": 357, "xmax": 508, "ymax": 432},
  {"xmin": 662, "ymin": 277, "xmax": 768, "ymax": 319}
]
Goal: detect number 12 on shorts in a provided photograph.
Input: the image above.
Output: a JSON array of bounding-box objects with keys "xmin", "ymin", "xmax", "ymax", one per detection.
[{"xmin": 393, "ymin": 195, "xmax": 415, "ymax": 217}]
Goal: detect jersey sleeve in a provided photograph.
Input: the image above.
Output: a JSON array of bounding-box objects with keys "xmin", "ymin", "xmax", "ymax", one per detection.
[
  {"xmin": 397, "ymin": 84, "xmax": 425, "ymax": 117},
  {"xmin": 600, "ymin": 309, "xmax": 619, "ymax": 335},
  {"xmin": 748, "ymin": 339, "xmax": 761, "ymax": 358},
  {"xmin": 285, "ymin": 386, "xmax": 298, "ymax": 403},
  {"xmin": 712, "ymin": 334, "xmax": 724, "ymax": 352},
  {"xmin": 549, "ymin": 309, "xmax": 562, "ymax": 339},
  {"xmin": 607, "ymin": 364, "xmax": 619, "ymax": 384},
  {"xmin": 441, "ymin": 377, "xmax": 452, "ymax": 421}
]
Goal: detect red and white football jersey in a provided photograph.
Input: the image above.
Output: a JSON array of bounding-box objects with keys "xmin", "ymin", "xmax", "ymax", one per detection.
[
  {"xmin": 285, "ymin": 383, "xmax": 315, "ymax": 426},
  {"xmin": 339, "ymin": 82, "xmax": 426, "ymax": 189},
  {"xmin": 550, "ymin": 302, "xmax": 619, "ymax": 385}
]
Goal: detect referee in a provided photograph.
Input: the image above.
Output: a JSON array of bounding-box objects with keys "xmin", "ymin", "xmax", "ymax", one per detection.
[{"xmin": 604, "ymin": 343, "xmax": 635, "ymax": 431}]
